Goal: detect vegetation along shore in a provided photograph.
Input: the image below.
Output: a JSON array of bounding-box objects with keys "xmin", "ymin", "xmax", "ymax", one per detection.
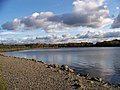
[{"xmin": 0, "ymin": 39, "xmax": 120, "ymax": 52}]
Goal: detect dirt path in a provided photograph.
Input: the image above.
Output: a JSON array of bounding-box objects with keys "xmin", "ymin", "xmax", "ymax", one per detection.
[{"xmin": 0, "ymin": 54, "xmax": 119, "ymax": 90}]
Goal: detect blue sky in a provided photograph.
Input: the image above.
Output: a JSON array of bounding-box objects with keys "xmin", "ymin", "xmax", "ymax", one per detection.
[
  {"xmin": 0, "ymin": 0, "xmax": 120, "ymax": 44},
  {"xmin": 106, "ymin": 0, "xmax": 120, "ymax": 17},
  {"xmin": 0, "ymin": 0, "xmax": 119, "ymax": 22},
  {"xmin": 0, "ymin": 0, "xmax": 73, "ymax": 38},
  {"xmin": 0, "ymin": 0, "xmax": 73, "ymax": 24}
]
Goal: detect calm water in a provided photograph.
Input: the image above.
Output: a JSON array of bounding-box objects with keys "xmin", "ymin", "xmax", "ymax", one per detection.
[{"xmin": 3, "ymin": 47, "xmax": 120, "ymax": 84}]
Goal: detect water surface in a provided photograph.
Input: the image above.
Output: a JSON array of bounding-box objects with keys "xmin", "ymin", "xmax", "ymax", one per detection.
[{"xmin": 3, "ymin": 47, "xmax": 120, "ymax": 84}]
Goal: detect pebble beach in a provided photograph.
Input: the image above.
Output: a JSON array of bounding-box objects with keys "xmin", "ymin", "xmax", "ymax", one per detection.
[{"xmin": 0, "ymin": 54, "xmax": 119, "ymax": 90}]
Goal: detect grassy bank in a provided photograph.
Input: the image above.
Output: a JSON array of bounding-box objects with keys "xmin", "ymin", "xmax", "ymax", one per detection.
[{"xmin": 0, "ymin": 47, "xmax": 29, "ymax": 52}]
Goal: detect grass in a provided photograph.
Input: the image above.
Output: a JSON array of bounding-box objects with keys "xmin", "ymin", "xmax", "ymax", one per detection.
[
  {"xmin": 0, "ymin": 76, "xmax": 6, "ymax": 90},
  {"xmin": 0, "ymin": 64, "xmax": 6, "ymax": 90},
  {"xmin": 0, "ymin": 47, "xmax": 29, "ymax": 52}
]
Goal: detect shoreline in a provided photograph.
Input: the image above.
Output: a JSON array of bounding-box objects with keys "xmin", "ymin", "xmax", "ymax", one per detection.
[
  {"xmin": 0, "ymin": 54, "xmax": 120, "ymax": 90},
  {"xmin": 1, "ymin": 39, "xmax": 120, "ymax": 52},
  {"xmin": 1, "ymin": 47, "xmax": 120, "ymax": 54}
]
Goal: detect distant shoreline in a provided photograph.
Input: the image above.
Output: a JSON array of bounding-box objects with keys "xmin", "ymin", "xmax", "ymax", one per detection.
[{"xmin": 0, "ymin": 39, "xmax": 120, "ymax": 52}]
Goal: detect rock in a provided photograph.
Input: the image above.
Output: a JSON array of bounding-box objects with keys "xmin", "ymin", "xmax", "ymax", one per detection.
[
  {"xmin": 90, "ymin": 81, "xmax": 94, "ymax": 84},
  {"xmin": 90, "ymin": 77, "xmax": 102, "ymax": 82},
  {"xmin": 47, "ymin": 65, "xmax": 52, "ymax": 69},
  {"xmin": 50, "ymin": 66, "xmax": 53, "ymax": 69},
  {"xmin": 31, "ymin": 59, "xmax": 37, "ymax": 62},
  {"xmin": 103, "ymin": 83, "xmax": 108, "ymax": 87},
  {"xmin": 106, "ymin": 82, "xmax": 111, "ymax": 85},
  {"xmin": 78, "ymin": 73, "xmax": 89, "ymax": 77},
  {"xmin": 37, "ymin": 61, "xmax": 44, "ymax": 63},
  {"xmin": 52, "ymin": 64, "xmax": 59, "ymax": 68},
  {"xmin": 77, "ymin": 74, "xmax": 80, "ymax": 77},
  {"xmin": 72, "ymin": 83, "xmax": 81, "ymax": 89},
  {"xmin": 58, "ymin": 70, "xmax": 62, "ymax": 74},
  {"xmin": 43, "ymin": 62, "xmax": 47, "ymax": 65},
  {"xmin": 86, "ymin": 76, "xmax": 91, "ymax": 80},
  {"xmin": 47, "ymin": 64, "xmax": 60, "ymax": 68},
  {"xmin": 65, "ymin": 77, "xmax": 69, "ymax": 80},
  {"xmin": 118, "ymin": 83, "xmax": 120, "ymax": 87},
  {"xmin": 60, "ymin": 65, "xmax": 74, "ymax": 72},
  {"xmin": 73, "ymin": 79, "xmax": 80, "ymax": 83},
  {"xmin": 60, "ymin": 65, "xmax": 69, "ymax": 71},
  {"xmin": 90, "ymin": 77, "xmax": 97, "ymax": 81},
  {"xmin": 68, "ymin": 68, "xmax": 74, "ymax": 73},
  {"xmin": 97, "ymin": 77, "xmax": 102, "ymax": 82}
]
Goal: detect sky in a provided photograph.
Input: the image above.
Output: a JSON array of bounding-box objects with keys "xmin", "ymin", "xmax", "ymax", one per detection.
[{"xmin": 0, "ymin": 0, "xmax": 120, "ymax": 44}]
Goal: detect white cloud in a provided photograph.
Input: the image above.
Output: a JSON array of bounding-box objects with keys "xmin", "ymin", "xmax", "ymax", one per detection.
[
  {"xmin": 73, "ymin": 0, "xmax": 112, "ymax": 27},
  {"xmin": 116, "ymin": 7, "xmax": 120, "ymax": 10},
  {"xmin": 0, "ymin": 31, "xmax": 20, "ymax": 35},
  {"xmin": 1, "ymin": 0, "xmax": 112, "ymax": 32},
  {"xmin": 112, "ymin": 12, "xmax": 120, "ymax": 28},
  {"xmin": 2, "ymin": 12, "xmax": 55, "ymax": 31},
  {"xmin": 1, "ymin": 28, "xmax": 120, "ymax": 44}
]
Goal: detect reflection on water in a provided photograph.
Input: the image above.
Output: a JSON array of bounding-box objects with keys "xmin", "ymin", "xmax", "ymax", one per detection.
[{"xmin": 3, "ymin": 47, "xmax": 120, "ymax": 84}]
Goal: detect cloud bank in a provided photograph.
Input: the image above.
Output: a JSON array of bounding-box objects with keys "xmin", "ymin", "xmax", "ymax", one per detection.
[
  {"xmin": 112, "ymin": 12, "xmax": 120, "ymax": 28},
  {"xmin": 1, "ymin": 29, "xmax": 120, "ymax": 44},
  {"xmin": 1, "ymin": 0, "xmax": 112, "ymax": 32}
]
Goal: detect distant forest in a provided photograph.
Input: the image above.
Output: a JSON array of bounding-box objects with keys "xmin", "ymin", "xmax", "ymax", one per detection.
[{"xmin": 0, "ymin": 39, "xmax": 120, "ymax": 52}]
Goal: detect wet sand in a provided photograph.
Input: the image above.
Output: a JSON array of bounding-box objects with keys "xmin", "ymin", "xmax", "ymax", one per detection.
[{"xmin": 0, "ymin": 54, "xmax": 119, "ymax": 90}]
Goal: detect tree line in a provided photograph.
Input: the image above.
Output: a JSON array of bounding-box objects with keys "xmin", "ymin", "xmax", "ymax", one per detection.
[{"xmin": 0, "ymin": 39, "xmax": 120, "ymax": 52}]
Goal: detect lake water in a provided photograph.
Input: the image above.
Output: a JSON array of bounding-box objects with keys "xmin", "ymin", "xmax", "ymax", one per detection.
[{"xmin": 3, "ymin": 47, "xmax": 120, "ymax": 85}]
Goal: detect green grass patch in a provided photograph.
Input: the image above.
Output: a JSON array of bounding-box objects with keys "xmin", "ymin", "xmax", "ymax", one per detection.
[{"xmin": 0, "ymin": 76, "xmax": 6, "ymax": 90}]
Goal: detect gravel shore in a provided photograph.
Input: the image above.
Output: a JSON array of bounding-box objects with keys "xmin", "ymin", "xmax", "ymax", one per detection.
[{"xmin": 0, "ymin": 54, "xmax": 119, "ymax": 90}]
